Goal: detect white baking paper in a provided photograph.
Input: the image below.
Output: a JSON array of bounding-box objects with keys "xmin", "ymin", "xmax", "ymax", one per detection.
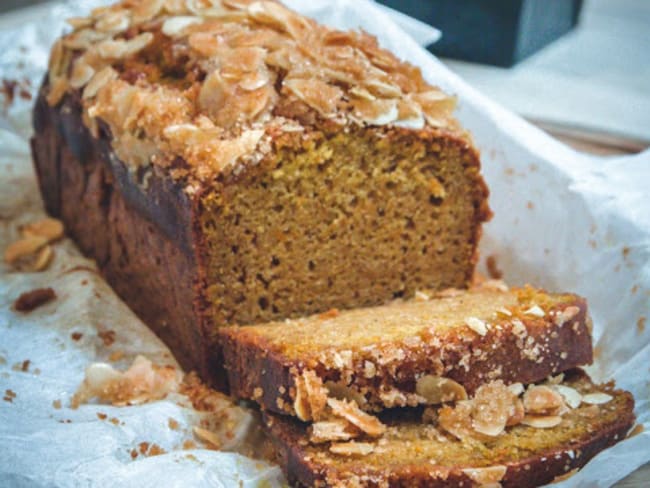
[{"xmin": 0, "ymin": 1, "xmax": 648, "ymax": 487}]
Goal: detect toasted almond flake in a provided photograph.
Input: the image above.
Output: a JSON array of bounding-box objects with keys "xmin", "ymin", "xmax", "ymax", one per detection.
[
  {"xmin": 462, "ymin": 465, "xmax": 507, "ymax": 484},
  {"xmin": 95, "ymin": 10, "xmax": 131, "ymax": 33},
  {"xmin": 523, "ymin": 385, "xmax": 566, "ymax": 415},
  {"xmin": 69, "ymin": 62, "xmax": 96, "ymax": 89},
  {"xmin": 552, "ymin": 385, "xmax": 582, "ymax": 409},
  {"xmin": 546, "ymin": 373, "xmax": 565, "ymax": 385},
  {"xmin": 507, "ymin": 383, "xmax": 524, "ymax": 397},
  {"xmin": 33, "ymin": 246, "xmax": 54, "ymax": 271},
  {"xmin": 496, "ymin": 307, "xmax": 512, "ymax": 317},
  {"xmin": 416, "ymin": 375, "xmax": 467, "ymax": 405},
  {"xmin": 414, "ymin": 290, "xmax": 430, "ymax": 302},
  {"xmin": 581, "ymin": 392, "xmax": 613, "ymax": 405},
  {"xmin": 464, "ymin": 317, "xmax": 488, "ymax": 336},
  {"xmin": 4, "ymin": 236, "xmax": 48, "ymax": 265},
  {"xmin": 161, "ymin": 16, "xmax": 203, "ymax": 37},
  {"xmin": 329, "ymin": 441, "xmax": 374, "ymax": 456},
  {"xmin": 554, "ymin": 306, "xmax": 580, "ymax": 326},
  {"xmin": 21, "ymin": 218, "xmax": 64, "ymax": 242},
  {"xmin": 97, "ymin": 32, "xmax": 154, "ymax": 60},
  {"xmin": 83, "ymin": 66, "xmax": 118, "ymax": 99},
  {"xmin": 327, "ymin": 398, "xmax": 386, "ymax": 437},
  {"xmin": 46, "ymin": 77, "xmax": 68, "ymax": 106},
  {"xmin": 193, "ymin": 426, "xmax": 221, "ymax": 449},
  {"xmin": 310, "ymin": 419, "xmax": 357, "ymax": 443},
  {"xmin": 284, "ymin": 78, "xmax": 342, "ymax": 117},
  {"xmin": 524, "ymin": 305, "xmax": 545, "ymax": 317},
  {"xmin": 66, "ymin": 17, "xmax": 93, "ymax": 29},
  {"xmin": 522, "ymin": 415, "xmax": 562, "ymax": 428},
  {"xmin": 351, "ymin": 97, "xmax": 398, "ymax": 126}
]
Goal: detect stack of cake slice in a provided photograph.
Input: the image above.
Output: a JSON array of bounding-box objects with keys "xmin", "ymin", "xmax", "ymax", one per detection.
[{"xmin": 219, "ymin": 281, "xmax": 635, "ymax": 487}]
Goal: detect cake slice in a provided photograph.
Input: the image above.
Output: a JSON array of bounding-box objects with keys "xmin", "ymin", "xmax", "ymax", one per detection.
[
  {"xmin": 219, "ymin": 283, "xmax": 593, "ymax": 419},
  {"xmin": 31, "ymin": 0, "xmax": 490, "ymax": 386},
  {"xmin": 263, "ymin": 370, "xmax": 635, "ymax": 488}
]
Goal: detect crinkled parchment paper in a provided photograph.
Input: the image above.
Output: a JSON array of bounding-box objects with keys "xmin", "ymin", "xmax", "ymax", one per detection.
[{"xmin": 1, "ymin": 1, "xmax": 649, "ymax": 487}]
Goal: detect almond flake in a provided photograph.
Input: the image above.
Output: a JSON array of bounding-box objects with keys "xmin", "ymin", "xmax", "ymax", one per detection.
[
  {"xmin": 416, "ymin": 375, "xmax": 467, "ymax": 405},
  {"xmin": 33, "ymin": 245, "xmax": 54, "ymax": 272},
  {"xmin": 507, "ymin": 383, "xmax": 524, "ymax": 397},
  {"xmin": 523, "ymin": 385, "xmax": 566, "ymax": 415},
  {"xmin": 464, "ymin": 317, "xmax": 488, "ymax": 336},
  {"xmin": 193, "ymin": 426, "xmax": 221, "ymax": 449},
  {"xmin": 462, "ymin": 465, "xmax": 507, "ymax": 485},
  {"xmin": 329, "ymin": 441, "xmax": 374, "ymax": 456},
  {"xmin": 161, "ymin": 16, "xmax": 203, "ymax": 37},
  {"xmin": 524, "ymin": 305, "xmax": 545, "ymax": 317},
  {"xmin": 581, "ymin": 392, "xmax": 613, "ymax": 405},
  {"xmin": 414, "ymin": 291, "xmax": 430, "ymax": 302},
  {"xmin": 327, "ymin": 398, "xmax": 386, "ymax": 437},
  {"xmin": 552, "ymin": 385, "xmax": 582, "ymax": 409},
  {"xmin": 95, "ymin": 10, "xmax": 131, "ymax": 34},
  {"xmin": 21, "ymin": 218, "xmax": 64, "ymax": 242},
  {"xmin": 496, "ymin": 307, "xmax": 512, "ymax": 317},
  {"xmin": 4, "ymin": 236, "xmax": 48, "ymax": 265},
  {"xmin": 310, "ymin": 420, "xmax": 357, "ymax": 444},
  {"xmin": 83, "ymin": 66, "xmax": 119, "ymax": 99},
  {"xmin": 521, "ymin": 415, "xmax": 562, "ymax": 428},
  {"xmin": 554, "ymin": 306, "xmax": 580, "ymax": 326},
  {"xmin": 69, "ymin": 62, "xmax": 96, "ymax": 89}
]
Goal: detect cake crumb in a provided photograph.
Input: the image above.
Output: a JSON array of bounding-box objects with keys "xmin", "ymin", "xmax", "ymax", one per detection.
[
  {"xmin": 193, "ymin": 426, "xmax": 222, "ymax": 450},
  {"xmin": 52, "ymin": 399, "xmax": 62, "ymax": 409},
  {"xmin": 485, "ymin": 255, "xmax": 503, "ymax": 279},
  {"xmin": 98, "ymin": 329, "xmax": 116, "ymax": 347},
  {"xmin": 97, "ymin": 412, "xmax": 107, "ymax": 420},
  {"xmin": 13, "ymin": 287, "xmax": 56, "ymax": 312},
  {"xmin": 71, "ymin": 332, "xmax": 83, "ymax": 341},
  {"xmin": 3, "ymin": 389, "xmax": 16, "ymax": 403},
  {"xmin": 168, "ymin": 418, "xmax": 180, "ymax": 430},
  {"xmin": 182, "ymin": 440, "xmax": 197, "ymax": 450},
  {"xmin": 637, "ymin": 316, "xmax": 646, "ymax": 334},
  {"xmin": 108, "ymin": 351, "xmax": 125, "ymax": 362}
]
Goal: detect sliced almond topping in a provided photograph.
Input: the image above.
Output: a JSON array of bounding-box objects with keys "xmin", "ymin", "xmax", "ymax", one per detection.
[
  {"xmin": 327, "ymin": 398, "xmax": 386, "ymax": 437},
  {"xmin": 66, "ymin": 17, "xmax": 94, "ymax": 29},
  {"xmin": 414, "ymin": 290, "xmax": 430, "ymax": 302},
  {"xmin": 552, "ymin": 385, "xmax": 582, "ymax": 409},
  {"xmin": 161, "ymin": 16, "xmax": 203, "ymax": 37},
  {"xmin": 46, "ymin": 77, "xmax": 68, "ymax": 106},
  {"xmin": 4, "ymin": 236, "xmax": 48, "ymax": 265},
  {"xmin": 329, "ymin": 441, "xmax": 374, "ymax": 456},
  {"xmin": 521, "ymin": 415, "xmax": 562, "ymax": 428},
  {"xmin": 33, "ymin": 246, "xmax": 54, "ymax": 272},
  {"xmin": 523, "ymin": 385, "xmax": 566, "ymax": 415},
  {"xmin": 310, "ymin": 419, "xmax": 358, "ymax": 444},
  {"xmin": 471, "ymin": 381, "xmax": 514, "ymax": 437},
  {"xmin": 496, "ymin": 307, "xmax": 513, "ymax": 317},
  {"xmin": 69, "ymin": 62, "xmax": 96, "ymax": 89},
  {"xmin": 581, "ymin": 392, "xmax": 613, "ymax": 405},
  {"xmin": 21, "ymin": 218, "xmax": 64, "ymax": 242},
  {"xmin": 462, "ymin": 465, "xmax": 507, "ymax": 485},
  {"xmin": 83, "ymin": 66, "xmax": 118, "ymax": 99},
  {"xmin": 94, "ymin": 10, "xmax": 131, "ymax": 34},
  {"xmin": 283, "ymin": 78, "xmax": 342, "ymax": 118},
  {"xmin": 507, "ymin": 383, "xmax": 524, "ymax": 397},
  {"xmin": 524, "ymin": 305, "xmax": 545, "ymax": 317},
  {"xmin": 554, "ymin": 306, "xmax": 581, "ymax": 326},
  {"xmin": 351, "ymin": 97, "xmax": 398, "ymax": 126},
  {"xmin": 292, "ymin": 369, "xmax": 328, "ymax": 421},
  {"xmin": 464, "ymin": 317, "xmax": 488, "ymax": 336},
  {"xmin": 416, "ymin": 375, "xmax": 467, "ymax": 405},
  {"xmin": 193, "ymin": 426, "xmax": 221, "ymax": 449}
]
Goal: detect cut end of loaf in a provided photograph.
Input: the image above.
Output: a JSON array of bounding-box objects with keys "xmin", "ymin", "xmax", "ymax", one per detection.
[{"xmin": 199, "ymin": 124, "xmax": 490, "ymax": 330}]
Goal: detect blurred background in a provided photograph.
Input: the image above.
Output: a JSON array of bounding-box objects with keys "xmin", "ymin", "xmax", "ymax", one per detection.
[{"xmin": 1, "ymin": 0, "xmax": 648, "ymax": 157}]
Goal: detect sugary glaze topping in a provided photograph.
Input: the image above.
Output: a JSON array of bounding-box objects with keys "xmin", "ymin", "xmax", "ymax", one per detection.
[{"xmin": 46, "ymin": 0, "xmax": 460, "ymax": 184}]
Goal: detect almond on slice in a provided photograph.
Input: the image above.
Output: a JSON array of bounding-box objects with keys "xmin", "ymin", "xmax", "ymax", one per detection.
[
  {"xmin": 416, "ymin": 375, "xmax": 467, "ymax": 405},
  {"xmin": 327, "ymin": 398, "xmax": 385, "ymax": 437},
  {"xmin": 329, "ymin": 441, "xmax": 374, "ymax": 456}
]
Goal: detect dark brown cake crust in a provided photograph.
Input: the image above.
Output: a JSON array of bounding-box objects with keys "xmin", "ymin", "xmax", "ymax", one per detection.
[
  {"xmin": 263, "ymin": 373, "xmax": 636, "ymax": 487},
  {"xmin": 31, "ymin": 84, "xmax": 214, "ymax": 382},
  {"xmin": 220, "ymin": 297, "xmax": 593, "ymax": 416}
]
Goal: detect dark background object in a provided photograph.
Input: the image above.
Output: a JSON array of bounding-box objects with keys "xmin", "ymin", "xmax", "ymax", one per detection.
[{"xmin": 377, "ymin": 0, "xmax": 583, "ymax": 67}]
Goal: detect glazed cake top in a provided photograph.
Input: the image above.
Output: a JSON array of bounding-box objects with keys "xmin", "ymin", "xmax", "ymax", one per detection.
[{"xmin": 47, "ymin": 0, "xmax": 461, "ymax": 185}]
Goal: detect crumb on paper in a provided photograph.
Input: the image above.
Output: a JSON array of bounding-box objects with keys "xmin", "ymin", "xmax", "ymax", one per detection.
[
  {"xmin": 13, "ymin": 287, "xmax": 56, "ymax": 312},
  {"xmin": 637, "ymin": 316, "xmax": 646, "ymax": 334},
  {"xmin": 168, "ymin": 418, "xmax": 180, "ymax": 430},
  {"xmin": 97, "ymin": 412, "xmax": 107, "ymax": 420},
  {"xmin": 182, "ymin": 440, "xmax": 197, "ymax": 450},
  {"xmin": 71, "ymin": 355, "xmax": 182, "ymax": 407},
  {"xmin": 71, "ymin": 332, "xmax": 83, "ymax": 341},
  {"xmin": 98, "ymin": 329, "xmax": 116, "ymax": 347},
  {"xmin": 485, "ymin": 255, "xmax": 503, "ymax": 280},
  {"xmin": 3, "ymin": 389, "xmax": 16, "ymax": 403},
  {"xmin": 12, "ymin": 359, "xmax": 31, "ymax": 372},
  {"xmin": 108, "ymin": 350, "xmax": 125, "ymax": 362},
  {"xmin": 52, "ymin": 399, "xmax": 62, "ymax": 409},
  {"xmin": 193, "ymin": 426, "xmax": 222, "ymax": 450}
]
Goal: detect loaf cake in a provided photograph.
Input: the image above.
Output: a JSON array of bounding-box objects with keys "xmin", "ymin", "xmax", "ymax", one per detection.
[
  {"xmin": 220, "ymin": 283, "xmax": 593, "ymax": 418},
  {"xmin": 31, "ymin": 0, "xmax": 490, "ymax": 384},
  {"xmin": 263, "ymin": 370, "xmax": 636, "ymax": 487}
]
